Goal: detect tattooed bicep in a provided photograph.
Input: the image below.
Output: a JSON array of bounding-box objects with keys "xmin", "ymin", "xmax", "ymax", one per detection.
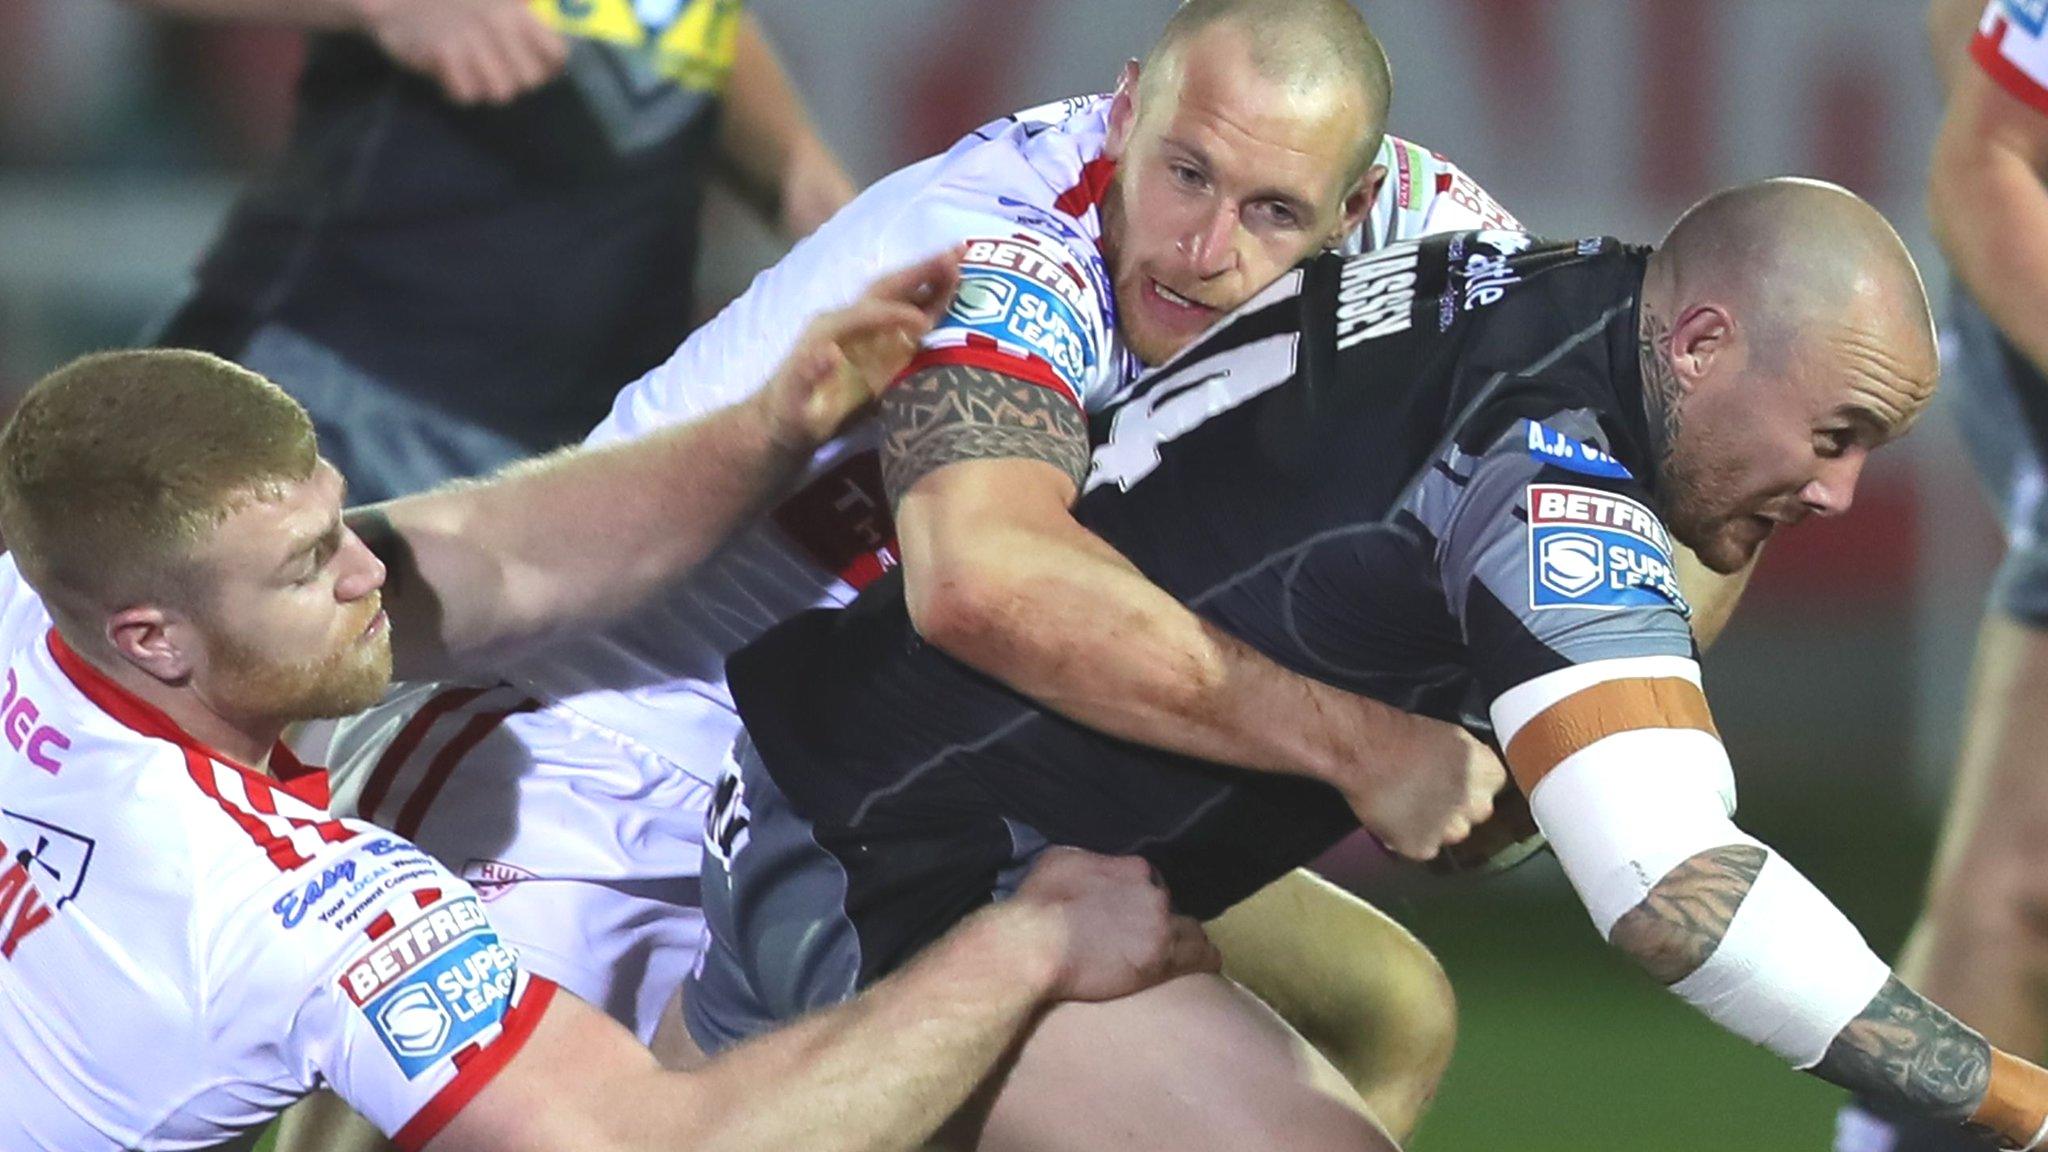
[{"xmin": 879, "ymin": 363, "xmax": 1091, "ymax": 508}]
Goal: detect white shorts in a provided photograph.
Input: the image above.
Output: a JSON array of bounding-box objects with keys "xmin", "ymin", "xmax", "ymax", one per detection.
[{"xmin": 297, "ymin": 682, "xmax": 716, "ymax": 1043}]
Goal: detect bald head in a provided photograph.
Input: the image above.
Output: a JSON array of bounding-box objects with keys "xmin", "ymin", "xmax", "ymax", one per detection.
[
  {"xmin": 1140, "ymin": 0, "xmax": 1392, "ymax": 181},
  {"xmin": 1651, "ymin": 177, "xmax": 1938, "ymax": 432}
]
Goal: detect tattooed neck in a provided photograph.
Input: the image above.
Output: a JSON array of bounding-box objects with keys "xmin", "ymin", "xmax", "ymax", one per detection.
[{"xmin": 1637, "ymin": 300, "xmax": 1683, "ymax": 474}]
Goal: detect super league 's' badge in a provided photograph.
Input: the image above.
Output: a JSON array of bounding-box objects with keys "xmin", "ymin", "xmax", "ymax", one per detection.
[{"xmin": 1526, "ymin": 483, "xmax": 1689, "ymax": 615}]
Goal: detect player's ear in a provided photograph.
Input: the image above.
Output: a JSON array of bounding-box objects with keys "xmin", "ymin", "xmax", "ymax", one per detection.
[
  {"xmin": 1333, "ymin": 163, "xmax": 1384, "ymax": 247},
  {"xmin": 1667, "ymin": 302, "xmax": 1733, "ymax": 392},
  {"xmin": 106, "ymin": 603, "xmax": 201, "ymax": 686},
  {"xmin": 1105, "ymin": 60, "xmax": 1141, "ymax": 159}
]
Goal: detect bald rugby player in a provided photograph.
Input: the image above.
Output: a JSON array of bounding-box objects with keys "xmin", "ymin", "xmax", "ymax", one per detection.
[
  {"xmin": 684, "ymin": 182, "xmax": 2048, "ymax": 1151},
  {"xmin": 292, "ymin": 5, "xmax": 1560, "ymax": 1146}
]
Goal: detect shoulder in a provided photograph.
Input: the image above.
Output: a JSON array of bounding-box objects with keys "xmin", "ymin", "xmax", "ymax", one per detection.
[{"xmin": 1972, "ymin": 0, "xmax": 2048, "ymax": 113}]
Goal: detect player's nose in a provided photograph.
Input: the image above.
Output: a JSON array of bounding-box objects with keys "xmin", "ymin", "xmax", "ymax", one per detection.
[
  {"xmin": 333, "ymin": 529, "xmax": 387, "ymax": 600},
  {"xmin": 1176, "ymin": 205, "xmax": 1239, "ymax": 278}
]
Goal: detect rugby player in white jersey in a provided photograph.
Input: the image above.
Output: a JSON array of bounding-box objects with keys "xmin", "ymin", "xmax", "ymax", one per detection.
[
  {"xmin": 288, "ymin": 4, "xmax": 1720, "ymax": 1139},
  {"xmin": 1831, "ymin": 2, "xmax": 2048, "ymax": 1149},
  {"xmin": 0, "ymin": 260, "xmax": 1224, "ymax": 1151},
  {"xmin": 288, "ymin": 4, "xmax": 1739, "ymax": 1147},
  {"xmin": 280, "ymin": 19, "xmax": 1485, "ymax": 1152}
]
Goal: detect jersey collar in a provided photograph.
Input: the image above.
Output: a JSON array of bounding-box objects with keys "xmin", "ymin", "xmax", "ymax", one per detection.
[{"xmin": 46, "ymin": 628, "xmax": 332, "ymax": 808}]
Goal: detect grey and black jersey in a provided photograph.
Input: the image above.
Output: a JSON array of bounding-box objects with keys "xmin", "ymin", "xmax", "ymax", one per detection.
[{"xmin": 719, "ymin": 232, "xmax": 1695, "ymax": 990}]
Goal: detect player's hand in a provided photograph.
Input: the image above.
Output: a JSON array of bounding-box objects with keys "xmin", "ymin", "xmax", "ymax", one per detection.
[
  {"xmin": 1350, "ymin": 714, "xmax": 1506, "ymax": 861},
  {"xmin": 1003, "ymin": 848, "xmax": 1220, "ymax": 1003},
  {"xmin": 755, "ymin": 247, "xmax": 964, "ymax": 453},
  {"xmin": 358, "ymin": 0, "xmax": 569, "ymax": 106}
]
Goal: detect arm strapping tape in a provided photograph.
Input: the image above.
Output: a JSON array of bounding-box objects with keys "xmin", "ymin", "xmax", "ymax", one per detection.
[{"xmin": 1530, "ymin": 729, "xmax": 1890, "ymax": 1067}]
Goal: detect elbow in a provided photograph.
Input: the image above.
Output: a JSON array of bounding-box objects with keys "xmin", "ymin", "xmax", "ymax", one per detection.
[{"xmin": 904, "ymin": 552, "xmax": 1024, "ymax": 667}]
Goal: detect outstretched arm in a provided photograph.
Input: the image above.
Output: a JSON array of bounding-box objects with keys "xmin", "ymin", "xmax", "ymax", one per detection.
[
  {"xmin": 1501, "ymin": 664, "xmax": 2048, "ymax": 1148},
  {"xmin": 429, "ymin": 850, "xmax": 1219, "ymax": 1152},
  {"xmin": 360, "ymin": 251, "xmax": 960, "ymax": 681}
]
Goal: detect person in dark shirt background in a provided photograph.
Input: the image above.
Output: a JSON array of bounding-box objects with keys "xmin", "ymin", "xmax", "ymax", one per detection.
[{"xmin": 136, "ymin": 0, "xmax": 855, "ymax": 501}]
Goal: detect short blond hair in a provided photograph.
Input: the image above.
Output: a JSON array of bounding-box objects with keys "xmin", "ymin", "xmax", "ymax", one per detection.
[
  {"xmin": 1145, "ymin": 0, "xmax": 1393, "ymax": 184},
  {"xmin": 0, "ymin": 349, "xmax": 316, "ymax": 614}
]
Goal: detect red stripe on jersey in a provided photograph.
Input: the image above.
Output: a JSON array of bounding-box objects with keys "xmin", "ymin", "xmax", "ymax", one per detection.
[
  {"xmin": 1054, "ymin": 157, "xmax": 1117, "ymax": 217},
  {"xmin": 393, "ymin": 700, "xmax": 542, "ymax": 840},
  {"xmin": 272, "ymin": 742, "xmax": 334, "ymax": 809},
  {"xmin": 216, "ymin": 744, "xmax": 358, "ymax": 849},
  {"xmin": 415, "ymin": 888, "xmax": 441, "ymax": 909},
  {"xmin": 391, "ymin": 977, "xmax": 559, "ymax": 1152},
  {"xmin": 1974, "ymin": 18, "xmax": 2048, "ymax": 119},
  {"xmin": 49, "ymin": 629, "xmax": 333, "ymax": 791},
  {"xmin": 899, "ymin": 345, "xmax": 1083, "ymax": 411},
  {"xmin": 356, "ymin": 685, "xmax": 493, "ymax": 824},
  {"xmin": 365, "ymin": 910, "xmax": 396, "ymax": 941},
  {"xmin": 182, "ymin": 750, "xmax": 313, "ymax": 872}
]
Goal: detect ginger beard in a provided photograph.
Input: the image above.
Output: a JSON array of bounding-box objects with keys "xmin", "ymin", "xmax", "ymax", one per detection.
[{"xmin": 203, "ymin": 592, "xmax": 392, "ymax": 723}]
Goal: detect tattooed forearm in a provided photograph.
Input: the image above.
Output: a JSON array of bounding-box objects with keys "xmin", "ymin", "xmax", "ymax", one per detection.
[
  {"xmin": 1609, "ymin": 844, "xmax": 1767, "ymax": 984},
  {"xmin": 1812, "ymin": 977, "xmax": 1992, "ymax": 1124},
  {"xmin": 880, "ymin": 364, "xmax": 1090, "ymax": 507},
  {"xmin": 1637, "ymin": 302, "xmax": 1683, "ymax": 471}
]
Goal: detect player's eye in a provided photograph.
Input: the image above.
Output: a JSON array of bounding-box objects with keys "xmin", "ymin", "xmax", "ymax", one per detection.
[
  {"xmin": 1814, "ymin": 429, "xmax": 1850, "ymax": 458},
  {"xmin": 1168, "ymin": 162, "xmax": 1207, "ymax": 191},
  {"xmin": 1255, "ymin": 200, "xmax": 1302, "ymax": 229}
]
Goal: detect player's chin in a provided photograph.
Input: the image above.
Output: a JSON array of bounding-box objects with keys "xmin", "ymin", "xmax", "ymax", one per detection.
[{"xmin": 1702, "ymin": 518, "xmax": 1772, "ymax": 573}]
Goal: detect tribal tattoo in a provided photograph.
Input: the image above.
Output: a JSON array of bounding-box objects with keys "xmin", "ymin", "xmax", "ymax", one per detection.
[
  {"xmin": 1812, "ymin": 977, "xmax": 1993, "ymax": 1125},
  {"xmin": 1637, "ymin": 302, "xmax": 1683, "ymax": 472},
  {"xmin": 879, "ymin": 363, "xmax": 1091, "ymax": 507},
  {"xmin": 1608, "ymin": 844, "xmax": 1767, "ymax": 984}
]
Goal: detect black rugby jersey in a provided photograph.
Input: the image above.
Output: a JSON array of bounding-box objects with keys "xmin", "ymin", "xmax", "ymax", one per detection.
[
  {"xmin": 162, "ymin": 9, "xmax": 731, "ymax": 451},
  {"xmin": 727, "ymin": 233, "xmax": 1697, "ymax": 925}
]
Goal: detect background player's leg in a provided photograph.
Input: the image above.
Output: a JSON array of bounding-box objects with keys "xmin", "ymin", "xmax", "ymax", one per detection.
[
  {"xmin": 1894, "ymin": 610, "xmax": 2048, "ymax": 1053},
  {"xmin": 941, "ymin": 971, "xmax": 1397, "ymax": 1152},
  {"xmin": 1205, "ymin": 868, "xmax": 1454, "ymax": 1141}
]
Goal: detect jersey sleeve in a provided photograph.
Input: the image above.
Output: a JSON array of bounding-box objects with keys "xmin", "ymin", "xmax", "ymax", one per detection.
[
  {"xmin": 1974, "ymin": 0, "xmax": 2048, "ymax": 116},
  {"xmin": 895, "ymin": 194, "xmax": 1119, "ymax": 412},
  {"xmin": 1431, "ymin": 412, "xmax": 1695, "ymax": 707},
  {"xmin": 216, "ymin": 831, "xmax": 557, "ymax": 1151},
  {"xmin": 1357, "ymin": 135, "xmax": 1521, "ymax": 252}
]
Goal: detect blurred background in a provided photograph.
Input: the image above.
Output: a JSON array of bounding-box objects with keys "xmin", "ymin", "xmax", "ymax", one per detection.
[{"xmin": 0, "ymin": 1, "xmax": 1988, "ymax": 1148}]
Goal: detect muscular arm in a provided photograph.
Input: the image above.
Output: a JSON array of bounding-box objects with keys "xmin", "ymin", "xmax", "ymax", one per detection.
[
  {"xmin": 1932, "ymin": 56, "xmax": 2048, "ymax": 379},
  {"xmin": 886, "ymin": 364, "xmax": 1474, "ymax": 856},
  {"xmin": 716, "ymin": 13, "xmax": 857, "ymax": 238},
  {"xmin": 354, "ymin": 393, "xmax": 805, "ymax": 682},
  {"xmin": 361, "ymin": 254, "xmax": 957, "ymax": 681},
  {"xmin": 434, "ymin": 852, "xmax": 1215, "ymax": 1152},
  {"xmin": 1606, "ymin": 844, "xmax": 2020, "ymax": 1139}
]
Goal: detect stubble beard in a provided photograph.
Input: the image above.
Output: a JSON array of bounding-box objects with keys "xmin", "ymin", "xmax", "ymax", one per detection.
[{"xmin": 209, "ymin": 605, "xmax": 392, "ymax": 724}]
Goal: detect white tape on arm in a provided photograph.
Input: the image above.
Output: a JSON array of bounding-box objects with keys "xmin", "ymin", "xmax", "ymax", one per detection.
[
  {"xmin": 1530, "ymin": 731, "xmax": 1888, "ymax": 1067},
  {"xmin": 1669, "ymin": 852, "xmax": 1890, "ymax": 1067},
  {"xmin": 1528, "ymin": 728, "xmax": 1743, "ymax": 936}
]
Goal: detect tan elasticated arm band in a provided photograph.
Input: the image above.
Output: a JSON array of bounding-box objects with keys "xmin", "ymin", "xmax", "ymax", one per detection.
[{"xmin": 1972, "ymin": 1050, "xmax": 2048, "ymax": 1150}]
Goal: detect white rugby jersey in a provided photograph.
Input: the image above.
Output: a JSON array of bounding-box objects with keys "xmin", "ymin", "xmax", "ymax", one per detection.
[
  {"xmin": 1974, "ymin": 0, "xmax": 2048, "ymax": 112},
  {"xmin": 0, "ymin": 556, "xmax": 554, "ymax": 1151},
  {"xmin": 343, "ymin": 97, "xmax": 1517, "ymax": 881}
]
